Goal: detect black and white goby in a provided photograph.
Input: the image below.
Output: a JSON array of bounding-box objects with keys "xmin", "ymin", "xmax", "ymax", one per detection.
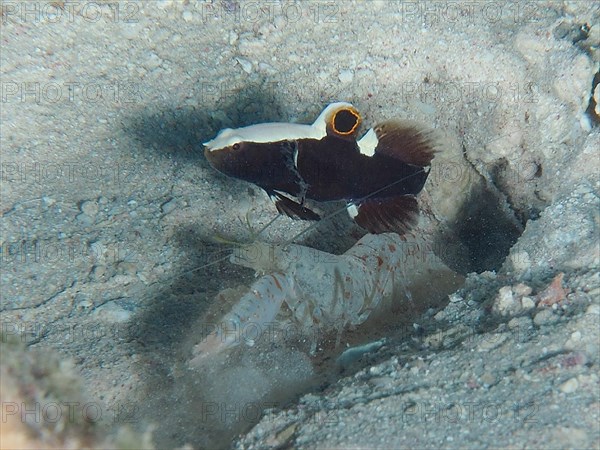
[{"xmin": 203, "ymin": 102, "xmax": 440, "ymax": 235}]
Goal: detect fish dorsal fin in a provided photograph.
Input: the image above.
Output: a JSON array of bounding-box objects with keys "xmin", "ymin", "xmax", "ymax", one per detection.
[{"xmin": 358, "ymin": 120, "xmax": 440, "ymax": 166}]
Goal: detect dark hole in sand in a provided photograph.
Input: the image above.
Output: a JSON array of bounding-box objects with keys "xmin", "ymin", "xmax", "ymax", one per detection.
[{"xmin": 453, "ymin": 184, "xmax": 523, "ymax": 273}]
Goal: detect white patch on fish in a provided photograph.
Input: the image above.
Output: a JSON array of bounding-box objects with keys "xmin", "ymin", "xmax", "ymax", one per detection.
[{"xmin": 204, "ymin": 101, "xmax": 355, "ymax": 151}]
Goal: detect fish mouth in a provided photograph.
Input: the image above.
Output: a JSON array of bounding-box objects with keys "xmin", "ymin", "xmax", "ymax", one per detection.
[
  {"xmin": 203, "ymin": 145, "xmax": 233, "ymax": 176},
  {"xmin": 204, "ymin": 145, "xmax": 220, "ymax": 164}
]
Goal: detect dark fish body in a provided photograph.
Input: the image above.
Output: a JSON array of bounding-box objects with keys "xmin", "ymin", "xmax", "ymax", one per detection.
[{"xmin": 204, "ymin": 103, "xmax": 439, "ymax": 234}]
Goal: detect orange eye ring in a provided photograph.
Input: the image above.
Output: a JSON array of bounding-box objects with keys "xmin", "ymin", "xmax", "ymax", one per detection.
[{"xmin": 329, "ymin": 107, "xmax": 361, "ymax": 136}]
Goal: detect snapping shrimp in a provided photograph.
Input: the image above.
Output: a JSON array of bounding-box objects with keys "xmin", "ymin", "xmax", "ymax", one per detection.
[{"xmin": 190, "ymin": 231, "xmax": 460, "ymax": 365}]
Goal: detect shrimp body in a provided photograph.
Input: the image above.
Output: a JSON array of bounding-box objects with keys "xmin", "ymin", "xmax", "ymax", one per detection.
[{"xmin": 191, "ymin": 232, "xmax": 451, "ymax": 363}]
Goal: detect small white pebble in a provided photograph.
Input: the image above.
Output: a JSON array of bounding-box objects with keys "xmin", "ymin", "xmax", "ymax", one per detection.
[
  {"xmin": 161, "ymin": 198, "xmax": 177, "ymax": 214},
  {"xmin": 143, "ymin": 52, "xmax": 162, "ymax": 70},
  {"xmin": 338, "ymin": 69, "xmax": 354, "ymax": 83},
  {"xmin": 76, "ymin": 213, "xmax": 94, "ymax": 226},
  {"xmin": 521, "ymin": 296, "xmax": 535, "ymax": 310},
  {"xmin": 434, "ymin": 310, "xmax": 445, "ymax": 321},
  {"xmin": 236, "ymin": 58, "xmax": 253, "ymax": 74},
  {"xmin": 122, "ymin": 23, "xmax": 140, "ymax": 40},
  {"xmin": 586, "ymin": 304, "xmax": 600, "ymax": 315},
  {"xmin": 369, "ymin": 366, "xmax": 382, "ymax": 376},
  {"xmin": 580, "ymin": 114, "xmax": 592, "ymax": 132},
  {"xmin": 81, "ymin": 200, "xmax": 99, "ymax": 217},
  {"xmin": 448, "ymin": 293, "xmax": 462, "ymax": 303},
  {"xmin": 513, "ymin": 282, "xmax": 532, "ymax": 296},
  {"xmin": 89, "ymin": 241, "xmax": 105, "ymax": 258},
  {"xmin": 258, "ymin": 62, "xmax": 276, "ymax": 74},
  {"xmin": 559, "ymin": 377, "xmax": 579, "ymax": 394},
  {"xmin": 42, "ymin": 196, "xmax": 56, "ymax": 207}
]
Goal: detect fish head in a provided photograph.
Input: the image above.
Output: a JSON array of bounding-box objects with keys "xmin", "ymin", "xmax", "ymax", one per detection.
[
  {"xmin": 203, "ymin": 120, "xmax": 319, "ymax": 182},
  {"xmin": 203, "ymin": 127, "xmax": 288, "ymax": 186},
  {"xmin": 203, "ymin": 136, "xmax": 252, "ymax": 180}
]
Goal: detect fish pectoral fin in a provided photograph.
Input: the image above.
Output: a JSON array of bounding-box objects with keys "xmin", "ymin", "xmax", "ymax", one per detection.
[
  {"xmin": 269, "ymin": 191, "xmax": 321, "ymax": 221},
  {"xmin": 349, "ymin": 195, "xmax": 419, "ymax": 235}
]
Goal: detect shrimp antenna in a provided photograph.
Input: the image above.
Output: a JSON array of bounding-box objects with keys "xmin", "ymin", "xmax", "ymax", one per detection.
[{"xmin": 163, "ymin": 209, "xmax": 283, "ymax": 285}]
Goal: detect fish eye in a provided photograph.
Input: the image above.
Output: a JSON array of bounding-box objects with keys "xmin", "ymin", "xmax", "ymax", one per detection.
[
  {"xmin": 232, "ymin": 143, "xmax": 240, "ymax": 150},
  {"xmin": 332, "ymin": 108, "xmax": 360, "ymax": 135}
]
